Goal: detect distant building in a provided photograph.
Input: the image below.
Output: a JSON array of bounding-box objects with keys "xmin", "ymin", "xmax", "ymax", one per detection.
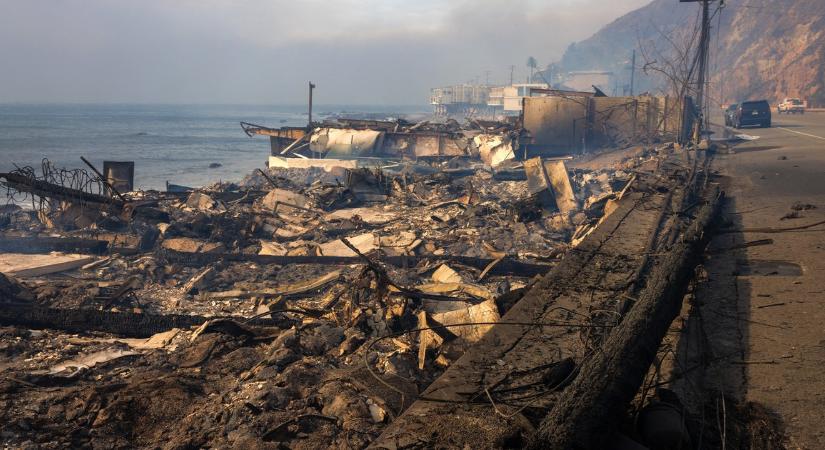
[
  {"xmin": 488, "ymin": 83, "xmax": 550, "ymax": 115},
  {"xmin": 430, "ymin": 84, "xmax": 494, "ymax": 116}
]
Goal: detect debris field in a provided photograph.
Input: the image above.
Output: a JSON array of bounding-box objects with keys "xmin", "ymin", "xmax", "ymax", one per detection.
[{"xmin": 0, "ymin": 109, "xmax": 728, "ymax": 449}]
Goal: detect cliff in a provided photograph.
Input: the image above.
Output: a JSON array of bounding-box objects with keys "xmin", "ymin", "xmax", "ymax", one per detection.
[{"xmin": 559, "ymin": 0, "xmax": 825, "ymax": 106}]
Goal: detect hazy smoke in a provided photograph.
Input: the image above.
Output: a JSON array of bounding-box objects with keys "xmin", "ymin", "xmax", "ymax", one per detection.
[{"xmin": 0, "ymin": 0, "xmax": 650, "ymax": 104}]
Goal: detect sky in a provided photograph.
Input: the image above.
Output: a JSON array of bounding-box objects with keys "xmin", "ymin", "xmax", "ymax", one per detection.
[{"xmin": 0, "ymin": 0, "xmax": 651, "ymax": 105}]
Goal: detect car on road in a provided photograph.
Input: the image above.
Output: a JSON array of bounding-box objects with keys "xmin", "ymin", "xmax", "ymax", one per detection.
[
  {"xmin": 733, "ymin": 100, "xmax": 771, "ymax": 128},
  {"xmin": 778, "ymin": 97, "xmax": 806, "ymax": 114},
  {"xmin": 724, "ymin": 104, "xmax": 738, "ymax": 126}
]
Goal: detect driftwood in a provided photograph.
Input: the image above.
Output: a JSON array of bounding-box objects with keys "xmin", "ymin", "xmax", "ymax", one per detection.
[{"xmin": 526, "ymin": 186, "xmax": 721, "ymax": 450}]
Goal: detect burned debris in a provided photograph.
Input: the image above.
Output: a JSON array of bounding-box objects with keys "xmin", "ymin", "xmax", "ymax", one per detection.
[{"xmin": 0, "ymin": 96, "xmax": 719, "ymax": 449}]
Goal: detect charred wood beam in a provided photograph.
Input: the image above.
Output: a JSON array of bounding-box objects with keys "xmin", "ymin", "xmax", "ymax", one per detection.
[
  {"xmin": 0, "ymin": 236, "xmax": 110, "ymax": 255},
  {"xmin": 0, "ymin": 302, "xmax": 285, "ymax": 338},
  {"xmin": 161, "ymin": 250, "xmax": 552, "ymax": 278},
  {"xmin": 526, "ymin": 186, "xmax": 721, "ymax": 450}
]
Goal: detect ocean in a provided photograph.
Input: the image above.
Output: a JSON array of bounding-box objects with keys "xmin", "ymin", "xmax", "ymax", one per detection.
[{"xmin": 0, "ymin": 103, "xmax": 428, "ymax": 191}]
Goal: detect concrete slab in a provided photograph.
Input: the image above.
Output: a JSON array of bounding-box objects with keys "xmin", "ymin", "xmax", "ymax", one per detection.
[{"xmin": 0, "ymin": 253, "xmax": 95, "ymax": 278}]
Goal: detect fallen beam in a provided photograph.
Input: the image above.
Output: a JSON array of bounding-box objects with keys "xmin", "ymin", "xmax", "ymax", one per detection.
[
  {"xmin": 161, "ymin": 250, "xmax": 552, "ymax": 278},
  {"xmin": 527, "ymin": 186, "xmax": 720, "ymax": 450},
  {"xmin": 0, "ymin": 236, "xmax": 110, "ymax": 255},
  {"xmin": 0, "ymin": 303, "xmax": 286, "ymax": 338}
]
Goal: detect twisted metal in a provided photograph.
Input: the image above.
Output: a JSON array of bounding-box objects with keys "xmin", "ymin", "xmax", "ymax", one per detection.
[{"xmin": 1, "ymin": 158, "xmax": 114, "ymax": 222}]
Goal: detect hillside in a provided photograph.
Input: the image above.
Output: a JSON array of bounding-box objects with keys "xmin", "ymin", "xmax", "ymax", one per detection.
[{"xmin": 559, "ymin": 0, "xmax": 825, "ymax": 106}]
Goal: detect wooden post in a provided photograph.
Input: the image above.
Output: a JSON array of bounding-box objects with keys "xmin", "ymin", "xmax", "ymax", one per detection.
[{"xmin": 308, "ymin": 81, "xmax": 316, "ymax": 128}]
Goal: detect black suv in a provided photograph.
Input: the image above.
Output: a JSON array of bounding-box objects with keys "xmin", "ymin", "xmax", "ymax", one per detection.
[{"xmin": 733, "ymin": 100, "xmax": 771, "ymax": 128}]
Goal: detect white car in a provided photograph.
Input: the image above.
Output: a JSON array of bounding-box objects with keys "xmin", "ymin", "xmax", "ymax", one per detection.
[{"xmin": 778, "ymin": 98, "xmax": 806, "ymax": 114}]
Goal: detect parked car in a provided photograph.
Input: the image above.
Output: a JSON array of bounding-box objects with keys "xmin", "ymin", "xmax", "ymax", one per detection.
[
  {"xmin": 734, "ymin": 100, "xmax": 771, "ymax": 128},
  {"xmin": 778, "ymin": 97, "xmax": 806, "ymax": 114},
  {"xmin": 724, "ymin": 104, "xmax": 738, "ymax": 126}
]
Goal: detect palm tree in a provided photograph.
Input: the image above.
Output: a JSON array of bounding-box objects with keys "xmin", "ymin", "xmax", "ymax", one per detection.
[{"xmin": 526, "ymin": 56, "xmax": 538, "ymax": 83}]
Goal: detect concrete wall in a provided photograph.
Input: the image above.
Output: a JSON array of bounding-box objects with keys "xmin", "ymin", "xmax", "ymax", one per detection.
[
  {"xmin": 523, "ymin": 96, "xmax": 588, "ymax": 156},
  {"xmin": 524, "ymin": 95, "xmax": 681, "ymax": 155}
]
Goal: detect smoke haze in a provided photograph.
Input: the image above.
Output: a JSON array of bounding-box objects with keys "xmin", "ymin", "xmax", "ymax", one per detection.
[{"xmin": 0, "ymin": 0, "xmax": 650, "ymax": 105}]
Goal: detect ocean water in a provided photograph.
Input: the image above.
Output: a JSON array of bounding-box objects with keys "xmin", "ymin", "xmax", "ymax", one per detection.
[{"xmin": 0, "ymin": 104, "xmax": 427, "ymax": 191}]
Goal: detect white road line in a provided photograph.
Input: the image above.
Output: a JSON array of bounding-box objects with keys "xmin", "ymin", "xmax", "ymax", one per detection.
[{"xmin": 776, "ymin": 126, "xmax": 825, "ymax": 141}]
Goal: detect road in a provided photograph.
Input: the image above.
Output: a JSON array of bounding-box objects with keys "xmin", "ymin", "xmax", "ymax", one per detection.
[{"xmin": 700, "ymin": 111, "xmax": 825, "ymax": 448}]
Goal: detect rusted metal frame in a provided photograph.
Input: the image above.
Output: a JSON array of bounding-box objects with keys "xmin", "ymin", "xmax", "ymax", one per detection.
[{"xmin": 0, "ymin": 172, "xmax": 124, "ymax": 212}]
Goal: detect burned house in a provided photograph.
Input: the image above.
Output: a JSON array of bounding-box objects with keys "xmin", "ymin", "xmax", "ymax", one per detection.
[{"xmin": 244, "ymin": 89, "xmax": 684, "ymax": 169}]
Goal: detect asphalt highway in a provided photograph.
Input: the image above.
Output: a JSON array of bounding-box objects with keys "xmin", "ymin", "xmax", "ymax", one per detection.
[{"xmin": 706, "ymin": 111, "xmax": 825, "ymax": 447}]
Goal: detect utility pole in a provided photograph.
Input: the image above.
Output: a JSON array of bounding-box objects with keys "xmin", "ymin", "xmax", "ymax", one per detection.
[
  {"xmin": 630, "ymin": 49, "xmax": 636, "ymax": 96},
  {"xmin": 695, "ymin": 0, "xmax": 711, "ymax": 143},
  {"xmin": 509, "ymin": 65, "xmax": 515, "ymax": 85},
  {"xmin": 308, "ymin": 81, "xmax": 315, "ymax": 128},
  {"xmin": 484, "ymin": 70, "xmax": 491, "ymax": 86},
  {"xmin": 681, "ymin": 0, "xmax": 718, "ymax": 143}
]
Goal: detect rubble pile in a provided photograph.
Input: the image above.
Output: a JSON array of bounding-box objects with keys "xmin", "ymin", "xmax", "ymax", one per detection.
[{"xmin": 0, "ymin": 145, "xmax": 658, "ymax": 448}]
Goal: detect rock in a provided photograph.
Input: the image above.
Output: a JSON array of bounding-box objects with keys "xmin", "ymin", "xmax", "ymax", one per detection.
[
  {"xmin": 185, "ymin": 192, "xmax": 218, "ymax": 211},
  {"xmin": 367, "ymin": 400, "xmax": 387, "ymax": 423}
]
